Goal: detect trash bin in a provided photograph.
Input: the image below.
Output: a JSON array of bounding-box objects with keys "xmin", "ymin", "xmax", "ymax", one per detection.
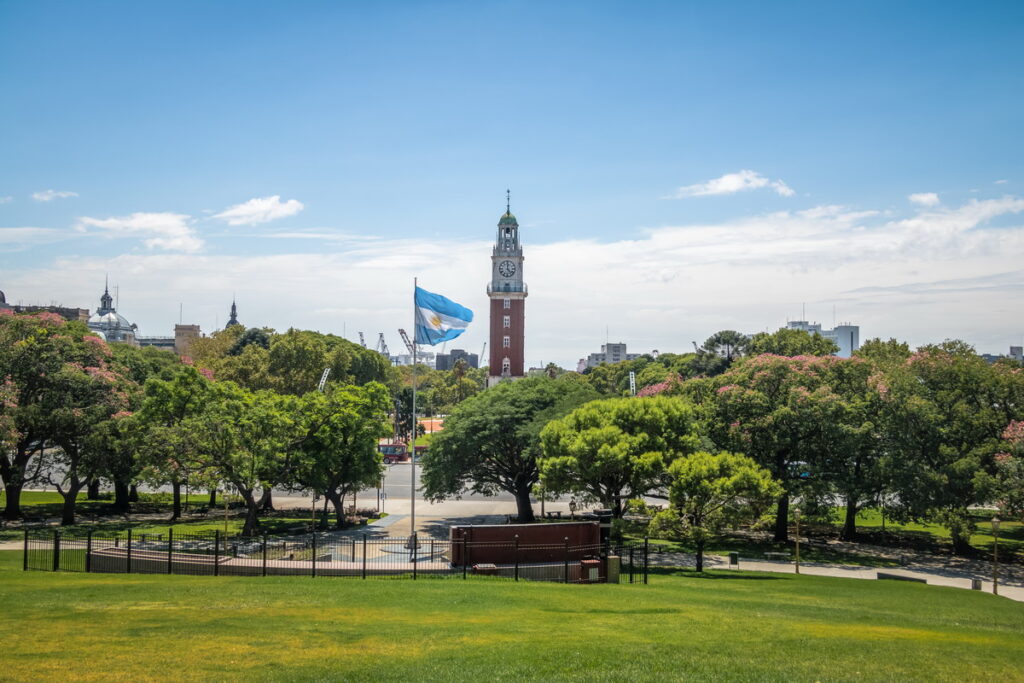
[
  {"xmin": 728, "ymin": 552, "xmax": 739, "ymax": 568},
  {"xmin": 971, "ymin": 578, "xmax": 982, "ymax": 591},
  {"xmin": 580, "ymin": 558, "xmax": 601, "ymax": 583}
]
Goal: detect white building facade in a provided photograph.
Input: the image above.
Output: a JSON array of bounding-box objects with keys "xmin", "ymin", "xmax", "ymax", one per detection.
[{"xmin": 786, "ymin": 320, "xmax": 860, "ymax": 358}]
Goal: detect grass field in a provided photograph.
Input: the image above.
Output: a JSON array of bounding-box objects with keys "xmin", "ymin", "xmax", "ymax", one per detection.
[{"xmin": 0, "ymin": 550, "xmax": 1021, "ymax": 681}]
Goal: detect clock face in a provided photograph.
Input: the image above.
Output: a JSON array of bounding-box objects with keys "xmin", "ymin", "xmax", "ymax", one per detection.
[{"xmin": 498, "ymin": 260, "xmax": 517, "ymax": 277}]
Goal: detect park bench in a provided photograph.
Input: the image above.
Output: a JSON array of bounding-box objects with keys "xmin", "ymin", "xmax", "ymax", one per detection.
[
  {"xmin": 764, "ymin": 551, "xmax": 791, "ymax": 561},
  {"xmin": 544, "ymin": 511, "xmax": 563, "ymax": 519}
]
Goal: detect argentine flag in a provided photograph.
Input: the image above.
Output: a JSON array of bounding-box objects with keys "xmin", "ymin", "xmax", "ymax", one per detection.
[{"xmin": 414, "ymin": 286, "xmax": 474, "ymax": 346}]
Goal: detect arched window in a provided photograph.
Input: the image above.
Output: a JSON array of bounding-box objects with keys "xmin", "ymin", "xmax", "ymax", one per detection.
[{"xmin": 502, "ymin": 335, "xmax": 510, "ymax": 348}]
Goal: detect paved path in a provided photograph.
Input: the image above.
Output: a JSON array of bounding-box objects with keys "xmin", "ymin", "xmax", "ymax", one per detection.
[{"xmin": 648, "ymin": 550, "xmax": 1024, "ymax": 602}]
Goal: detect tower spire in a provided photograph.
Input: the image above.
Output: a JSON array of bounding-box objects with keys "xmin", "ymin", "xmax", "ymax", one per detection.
[
  {"xmin": 506, "ymin": 188, "xmax": 510, "ymax": 214},
  {"xmin": 100, "ymin": 276, "xmax": 113, "ymax": 312}
]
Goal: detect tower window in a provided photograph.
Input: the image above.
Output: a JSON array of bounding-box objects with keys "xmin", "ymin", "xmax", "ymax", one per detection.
[
  {"xmin": 503, "ymin": 336, "xmax": 510, "ymax": 348},
  {"xmin": 502, "ymin": 357, "xmax": 511, "ymax": 373},
  {"xmin": 503, "ymin": 298, "xmax": 510, "ymax": 309},
  {"xmin": 503, "ymin": 315, "xmax": 510, "ymax": 328}
]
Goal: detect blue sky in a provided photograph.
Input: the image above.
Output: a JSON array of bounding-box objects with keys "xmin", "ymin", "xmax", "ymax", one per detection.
[{"xmin": 2, "ymin": 1, "xmax": 1023, "ymax": 366}]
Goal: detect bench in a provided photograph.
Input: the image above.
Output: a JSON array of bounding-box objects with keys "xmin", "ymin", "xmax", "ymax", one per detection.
[
  {"xmin": 544, "ymin": 511, "xmax": 563, "ymax": 519},
  {"xmin": 877, "ymin": 572, "xmax": 926, "ymax": 584},
  {"xmin": 764, "ymin": 552, "xmax": 791, "ymax": 561}
]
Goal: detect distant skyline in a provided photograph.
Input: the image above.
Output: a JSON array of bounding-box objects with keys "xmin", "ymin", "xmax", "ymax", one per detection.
[{"xmin": 2, "ymin": 1, "xmax": 1023, "ymax": 366}]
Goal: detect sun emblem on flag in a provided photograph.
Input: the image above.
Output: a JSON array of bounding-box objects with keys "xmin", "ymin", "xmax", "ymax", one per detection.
[{"xmin": 430, "ymin": 314, "xmax": 442, "ymax": 329}]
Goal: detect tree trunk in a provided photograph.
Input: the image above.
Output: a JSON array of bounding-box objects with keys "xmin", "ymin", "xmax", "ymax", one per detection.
[
  {"xmin": 240, "ymin": 490, "xmax": 260, "ymax": 536},
  {"xmin": 60, "ymin": 484, "xmax": 82, "ymax": 526},
  {"xmin": 3, "ymin": 480, "xmax": 23, "ymax": 521},
  {"xmin": 695, "ymin": 539, "xmax": 705, "ymax": 572},
  {"xmin": 258, "ymin": 489, "xmax": 274, "ymax": 512},
  {"xmin": 86, "ymin": 478, "xmax": 101, "ymax": 500},
  {"xmin": 326, "ymin": 490, "xmax": 345, "ymax": 529},
  {"xmin": 128, "ymin": 484, "xmax": 139, "ymax": 502},
  {"xmin": 170, "ymin": 482, "xmax": 182, "ymax": 521},
  {"xmin": 774, "ymin": 493, "xmax": 790, "ymax": 542},
  {"xmin": 208, "ymin": 489, "xmax": 217, "ymax": 508},
  {"xmin": 514, "ymin": 485, "xmax": 535, "ymax": 523},
  {"xmin": 113, "ymin": 479, "xmax": 130, "ymax": 513},
  {"xmin": 841, "ymin": 497, "xmax": 858, "ymax": 541}
]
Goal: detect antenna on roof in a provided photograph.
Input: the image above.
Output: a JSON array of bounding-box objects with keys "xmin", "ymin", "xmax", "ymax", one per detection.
[{"xmin": 506, "ymin": 188, "xmax": 511, "ymax": 214}]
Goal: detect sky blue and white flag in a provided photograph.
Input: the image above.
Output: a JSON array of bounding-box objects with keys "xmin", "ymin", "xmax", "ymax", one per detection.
[{"xmin": 414, "ymin": 286, "xmax": 474, "ymax": 346}]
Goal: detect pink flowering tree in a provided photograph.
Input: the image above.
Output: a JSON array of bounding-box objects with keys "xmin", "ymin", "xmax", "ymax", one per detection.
[{"xmin": 995, "ymin": 420, "xmax": 1024, "ymax": 518}]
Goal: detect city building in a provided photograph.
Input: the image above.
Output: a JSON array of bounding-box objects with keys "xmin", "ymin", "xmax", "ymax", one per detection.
[
  {"xmin": 785, "ymin": 320, "xmax": 860, "ymax": 358},
  {"xmin": 435, "ymin": 348, "xmax": 479, "ymax": 371},
  {"xmin": 226, "ymin": 299, "xmax": 241, "ymax": 328},
  {"xmin": 138, "ymin": 324, "xmax": 202, "ymax": 356},
  {"xmin": 87, "ymin": 282, "xmax": 139, "ymax": 346},
  {"xmin": 1011, "ymin": 346, "xmax": 1023, "ymax": 363},
  {"xmin": 2, "ymin": 288, "xmax": 90, "ymax": 322},
  {"xmin": 391, "ymin": 351, "xmax": 437, "ymax": 368},
  {"xmin": 584, "ymin": 342, "xmax": 640, "ymax": 369},
  {"xmin": 487, "ymin": 193, "xmax": 527, "ymax": 386}
]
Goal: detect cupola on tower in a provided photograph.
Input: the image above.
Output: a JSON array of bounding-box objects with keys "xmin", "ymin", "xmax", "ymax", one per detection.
[{"xmin": 487, "ymin": 191, "xmax": 527, "ymax": 386}]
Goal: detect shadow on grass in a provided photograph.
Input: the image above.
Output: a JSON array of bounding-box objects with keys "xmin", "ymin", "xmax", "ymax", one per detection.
[{"xmin": 649, "ymin": 567, "xmax": 786, "ymax": 580}]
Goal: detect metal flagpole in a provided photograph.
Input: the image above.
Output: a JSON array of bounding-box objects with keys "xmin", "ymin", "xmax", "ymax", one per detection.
[{"xmin": 410, "ymin": 277, "xmax": 418, "ymax": 558}]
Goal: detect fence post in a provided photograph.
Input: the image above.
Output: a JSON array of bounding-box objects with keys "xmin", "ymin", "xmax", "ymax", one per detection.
[
  {"xmin": 126, "ymin": 529, "xmax": 132, "ymax": 574},
  {"xmin": 262, "ymin": 535, "xmax": 267, "ymax": 577},
  {"xmin": 643, "ymin": 536, "xmax": 649, "ymax": 585},
  {"xmin": 462, "ymin": 533, "xmax": 468, "ymax": 580},
  {"xmin": 352, "ymin": 537, "xmax": 357, "ymax": 563},
  {"xmin": 167, "ymin": 527, "xmax": 174, "ymax": 575},
  {"xmin": 361, "ymin": 534, "xmax": 367, "ymax": 580},
  {"xmin": 412, "ymin": 533, "xmax": 417, "ymax": 581},
  {"xmin": 214, "ymin": 530, "xmax": 220, "ymax": 576},
  {"xmin": 86, "ymin": 529, "xmax": 93, "ymax": 573},
  {"xmin": 23, "ymin": 529, "xmax": 29, "ymax": 571},
  {"xmin": 563, "ymin": 537, "xmax": 570, "ymax": 584},
  {"xmin": 629, "ymin": 545, "xmax": 635, "ymax": 584},
  {"xmin": 514, "ymin": 535, "xmax": 519, "ymax": 582},
  {"xmin": 311, "ymin": 532, "xmax": 317, "ymax": 578}
]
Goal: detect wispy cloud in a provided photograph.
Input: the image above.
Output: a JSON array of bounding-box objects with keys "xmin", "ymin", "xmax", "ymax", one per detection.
[
  {"xmin": 76, "ymin": 212, "xmax": 202, "ymax": 252},
  {"xmin": 0, "ymin": 227, "xmax": 68, "ymax": 250},
  {"xmin": 995, "ymin": 179, "xmax": 1009, "ymax": 185},
  {"xmin": 908, "ymin": 192, "xmax": 940, "ymax": 206},
  {"xmin": 667, "ymin": 170, "xmax": 795, "ymax": 198},
  {"xmin": 0, "ymin": 196, "xmax": 12, "ymax": 204},
  {"xmin": 31, "ymin": 189, "xmax": 79, "ymax": 202},
  {"xmin": 214, "ymin": 195, "xmax": 304, "ymax": 226}
]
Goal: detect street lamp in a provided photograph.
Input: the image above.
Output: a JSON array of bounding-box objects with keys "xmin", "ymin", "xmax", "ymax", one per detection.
[
  {"xmin": 992, "ymin": 516, "xmax": 1000, "ymax": 596},
  {"xmin": 794, "ymin": 507, "xmax": 801, "ymax": 575}
]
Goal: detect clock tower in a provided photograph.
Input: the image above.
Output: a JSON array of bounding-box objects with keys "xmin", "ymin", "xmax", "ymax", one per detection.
[{"xmin": 488, "ymin": 192, "xmax": 527, "ymax": 386}]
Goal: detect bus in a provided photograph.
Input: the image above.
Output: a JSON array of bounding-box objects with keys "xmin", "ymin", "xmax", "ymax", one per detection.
[{"xmin": 378, "ymin": 443, "xmax": 428, "ymax": 464}]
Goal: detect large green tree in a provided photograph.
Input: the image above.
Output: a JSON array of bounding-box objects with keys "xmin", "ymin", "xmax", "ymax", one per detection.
[
  {"xmin": 538, "ymin": 395, "xmax": 702, "ymax": 516},
  {"xmin": 747, "ymin": 328, "xmax": 839, "ymax": 357},
  {"xmin": 421, "ymin": 376, "xmax": 598, "ymax": 521},
  {"xmin": 662, "ymin": 451, "xmax": 781, "ymax": 571}
]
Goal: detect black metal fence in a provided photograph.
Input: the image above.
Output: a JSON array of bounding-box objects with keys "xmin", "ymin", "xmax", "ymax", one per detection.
[{"xmin": 23, "ymin": 529, "xmax": 650, "ymax": 584}]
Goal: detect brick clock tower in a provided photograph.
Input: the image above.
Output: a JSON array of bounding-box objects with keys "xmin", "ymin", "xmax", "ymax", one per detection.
[{"xmin": 488, "ymin": 193, "xmax": 527, "ymax": 386}]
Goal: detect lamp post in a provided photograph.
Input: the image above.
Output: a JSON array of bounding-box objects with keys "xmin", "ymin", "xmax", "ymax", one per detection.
[
  {"xmin": 992, "ymin": 516, "xmax": 1000, "ymax": 596},
  {"xmin": 794, "ymin": 507, "xmax": 801, "ymax": 575}
]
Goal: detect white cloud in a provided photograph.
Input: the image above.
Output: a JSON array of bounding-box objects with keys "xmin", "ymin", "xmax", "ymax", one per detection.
[
  {"xmin": 31, "ymin": 189, "xmax": 79, "ymax": 202},
  {"xmin": 214, "ymin": 195, "xmax": 304, "ymax": 226},
  {"xmin": 0, "ymin": 196, "xmax": 12, "ymax": 204},
  {"xmin": 0, "ymin": 227, "xmax": 68, "ymax": 250},
  {"xmin": 8, "ymin": 195, "xmax": 1024, "ymax": 365},
  {"xmin": 668, "ymin": 170, "xmax": 795, "ymax": 198},
  {"xmin": 908, "ymin": 192, "xmax": 940, "ymax": 206},
  {"xmin": 995, "ymin": 179, "xmax": 1009, "ymax": 184},
  {"xmin": 76, "ymin": 212, "xmax": 202, "ymax": 252}
]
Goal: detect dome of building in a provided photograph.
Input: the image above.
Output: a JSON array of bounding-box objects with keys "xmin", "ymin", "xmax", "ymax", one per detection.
[
  {"xmin": 86, "ymin": 282, "xmax": 138, "ymax": 345},
  {"xmin": 498, "ymin": 211, "xmax": 517, "ymax": 225}
]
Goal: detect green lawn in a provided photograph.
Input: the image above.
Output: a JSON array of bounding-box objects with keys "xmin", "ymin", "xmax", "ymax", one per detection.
[
  {"xmin": 0, "ymin": 550, "xmax": 1021, "ymax": 681},
  {"xmin": 853, "ymin": 508, "xmax": 1024, "ymax": 556}
]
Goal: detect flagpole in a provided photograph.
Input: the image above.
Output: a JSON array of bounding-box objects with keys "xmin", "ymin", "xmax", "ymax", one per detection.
[{"xmin": 410, "ymin": 276, "xmax": 418, "ymax": 557}]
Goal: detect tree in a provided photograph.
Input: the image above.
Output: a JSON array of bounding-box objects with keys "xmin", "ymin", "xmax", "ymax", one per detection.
[
  {"xmin": 295, "ymin": 383, "xmax": 390, "ymax": 527},
  {"xmin": 662, "ymin": 451, "xmax": 781, "ymax": 571},
  {"xmin": 878, "ymin": 341, "xmax": 1024, "ymax": 553},
  {"xmin": 747, "ymin": 328, "xmax": 839, "ymax": 357},
  {"xmin": 538, "ymin": 395, "xmax": 702, "ymax": 516},
  {"xmin": 0, "ymin": 312, "xmax": 113, "ymax": 520},
  {"xmin": 696, "ymin": 354, "xmax": 851, "ymax": 541},
  {"xmin": 421, "ymin": 376, "xmax": 599, "ymax": 521},
  {"xmin": 995, "ymin": 420, "xmax": 1024, "ymax": 518},
  {"xmin": 692, "ymin": 330, "xmax": 749, "ymax": 376}
]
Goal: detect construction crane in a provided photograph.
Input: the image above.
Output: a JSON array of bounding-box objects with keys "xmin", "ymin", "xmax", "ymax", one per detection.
[
  {"xmin": 358, "ymin": 332, "xmax": 366, "ymax": 348},
  {"xmin": 317, "ymin": 368, "xmax": 331, "ymax": 392},
  {"xmin": 375, "ymin": 333, "xmax": 390, "ymax": 358},
  {"xmin": 398, "ymin": 328, "xmax": 414, "ymax": 355}
]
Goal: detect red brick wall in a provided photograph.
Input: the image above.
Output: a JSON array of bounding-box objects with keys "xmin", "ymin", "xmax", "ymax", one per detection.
[
  {"xmin": 449, "ymin": 522, "xmax": 600, "ymax": 565},
  {"xmin": 489, "ymin": 297, "xmax": 525, "ymax": 377}
]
